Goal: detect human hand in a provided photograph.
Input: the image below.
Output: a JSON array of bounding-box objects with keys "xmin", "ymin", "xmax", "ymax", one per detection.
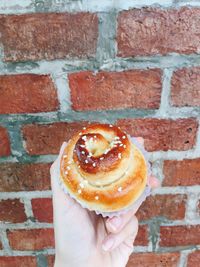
[{"xmin": 50, "ymin": 138, "xmax": 160, "ymax": 267}]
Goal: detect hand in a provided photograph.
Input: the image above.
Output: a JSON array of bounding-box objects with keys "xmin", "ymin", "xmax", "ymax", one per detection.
[{"xmin": 50, "ymin": 138, "xmax": 160, "ymax": 267}]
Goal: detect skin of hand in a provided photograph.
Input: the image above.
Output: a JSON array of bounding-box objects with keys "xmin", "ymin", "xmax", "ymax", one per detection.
[{"xmin": 50, "ymin": 137, "xmax": 160, "ymax": 267}]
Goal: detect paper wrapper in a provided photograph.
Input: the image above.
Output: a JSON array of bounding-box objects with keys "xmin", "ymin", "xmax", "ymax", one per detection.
[{"xmin": 59, "ymin": 136, "xmax": 152, "ymax": 218}]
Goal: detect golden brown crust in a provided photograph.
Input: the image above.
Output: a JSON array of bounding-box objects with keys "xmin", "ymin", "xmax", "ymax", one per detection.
[{"xmin": 60, "ymin": 123, "xmax": 147, "ymax": 212}]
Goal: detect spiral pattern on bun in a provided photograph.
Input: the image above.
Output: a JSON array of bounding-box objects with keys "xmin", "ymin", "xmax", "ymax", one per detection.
[{"xmin": 60, "ymin": 124, "xmax": 147, "ymax": 213}]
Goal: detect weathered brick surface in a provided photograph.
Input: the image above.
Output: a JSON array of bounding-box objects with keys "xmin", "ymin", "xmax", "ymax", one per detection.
[
  {"xmin": 0, "ymin": 74, "xmax": 58, "ymax": 114},
  {"xmin": 160, "ymin": 225, "xmax": 200, "ymax": 246},
  {"xmin": 23, "ymin": 121, "xmax": 90, "ymax": 155},
  {"xmin": 134, "ymin": 225, "xmax": 148, "ymax": 246},
  {"xmin": 118, "ymin": 8, "xmax": 200, "ymax": 57},
  {"xmin": 0, "ymin": 256, "xmax": 37, "ymax": 267},
  {"xmin": 0, "ymin": 13, "xmax": 98, "ymax": 62},
  {"xmin": 136, "ymin": 194, "xmax": 187, "ymax": 221},
  {"xmin": 171, "ymin": 67, "xmax": 200, "ymax": 107},
  {"xmin": 7, "ymin": 229, "xmax": 55, "ymax": 250},
  {"xmin": 47, "ymin": 255, "xmax": 55, "ymax": 267},
  {"xmin": 126, "ymin": 252, "xmax": 180, "ymax": 267},
  {"xmin": 32, "ymin": 198, "xmax": 53, "ymax": 223},
  {"xmin": 163, "ymin": 158, "xmax": 200, "ymax": 186},
  {"xmin": 0, "ymin": 126, "xmax": 10, "ymax": 156},
  {"xmin": 117, "ymin": 118, "xmax": 198, "ymax": 151},
  {"xmin": 0, "ymin": 199, "xmax": 27, "ymax": 223},
  {"xmin": 69, "ymin": 70, "xmax": 162, "ymax": 111},
  {"xmin": 187, "ymin": 250, "xmax": 200, "ymax": 267},
  {"xmin": 0, "ymin": 163, "xmax": 51, "ymax": 192}
]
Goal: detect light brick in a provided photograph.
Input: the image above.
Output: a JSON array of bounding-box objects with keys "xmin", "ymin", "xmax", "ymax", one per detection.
[
  {"xmin": 118, "ymin": 8, "xmax": 200, "ymax": 57},
  {"xmin": 0, "ymin": 126, "xmax": 10, "ymax": 156},
  {"xmin": 136, "ymin": 194, "xmax": 187, "ymax": 221},
  {"xmin": 23, "ymin": 121, "xmax": 90, "ymax": 155},
  {"xmin": 163, "ymin": 159, "xmax": 200, "ymax": 186},
  {"xmin": 0, "ymin": 163, "xmax": 51, "ymax": 192},
  {"xmin": 0, "ymin": 13, "xmax": 98, "ymax": 62},
  {"xmin": 117, "ymin": 118, "xmax": 198, "ymax": 151},
  {"xmin": 126, "ymin": 252, "xmax": 180, "ymax": 267},
  {"xmin": 0, "ymin": 256, "xmax": 37, "ymax": 267},
  {"xmin": 0, "ymin": 74, "xmax": 58, "ymax": 114},
  {"xmin": 160, "ymin": 225, "xmax": 200, "ymax": 246},
  {"xmin": 0, "ymin": 199, "xmax": 27, "ymax": 223},
  {"xmin": 171, "ymin": 67, "xmax": 200, "ymax": 107},
  {"xmin": 8, "ymin": 229, "xmax": 54, "ymax": 250},
  {"xmin": 32, "ymin": 198, "xmax": 53, "ymax": 223},
  {"xmin": 69, "ymin": 70, "xmax": 162, "ymax": 111}
]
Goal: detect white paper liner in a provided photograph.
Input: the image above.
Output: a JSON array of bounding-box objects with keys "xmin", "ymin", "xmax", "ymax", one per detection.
[{"xmin": 58, "ymin": 135, "xmax": 152, "ymax": 218}]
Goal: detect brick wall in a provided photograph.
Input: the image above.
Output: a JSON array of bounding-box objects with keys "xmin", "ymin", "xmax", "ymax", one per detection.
[{"xmin": 0, "ymin": 1, "xmax": 200, "ymax": 267}]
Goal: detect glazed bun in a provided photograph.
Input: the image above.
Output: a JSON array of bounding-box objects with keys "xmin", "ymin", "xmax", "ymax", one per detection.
[{"xmin": 60, "ymin": 123, "xmax": 148, "ymax": 213}]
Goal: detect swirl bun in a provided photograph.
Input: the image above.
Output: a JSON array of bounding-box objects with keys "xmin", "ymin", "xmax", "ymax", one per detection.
[{"xmin": 60, "ymin": 123, "xmax": 148, "ymax": 213}]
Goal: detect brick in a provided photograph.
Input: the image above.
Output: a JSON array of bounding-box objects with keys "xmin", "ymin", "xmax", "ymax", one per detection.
[
  {"xmin": 23, "ymin": 121, "xmax": 90, "ymax": 155},
  {"xmin": 0, "ymin": 163, "xmax": 51, "ymax": 192},
  {"xmin": 118, "ymin": 7, "xmax": 200, "ymax": 57},
  {"xmin": 0, "ymin": 74, "xmax": 58, "ymax": 114},
  {"xmin": 47, "ymin": 255, "xmax": 55, "ymax": 267},
  {"xmin": 0, "ymin": 256, "xmax": 37, "ymax": 267},
  {"xmin": 136, "ymin": 194, "xmax": 186, "ymax": 221},
  {"xmin": 126, "ymin": 252, "xmax": 180, "ymax": 267},
  {"xmin": 187, "ymin": 250, "xmax": 200, "ymax": 267},
  {"xmin": 134, "ymin": 225, "xmax": 148, "ymax": 246},
  {"xmin": 171, "ymin": 67, "xmax": 200, "ymax": 107},
  {"xmin": 160, "ymin": 225, "xmax": 200, "ymax": 246},
  {"xmin": 0, "ymin": 126, "xmax": 10, "ymax": 156},
  {"xmin": 117, "ymin": 118, "xmax": 198, "ymax": 151},
  {"xmin": 8, "ymin": 228, "xmax": 54, "ymax": 250},
  {"xmin": 32, "ymin": 198, "xmax": 53, "ymax": 223},
  {"xmin": 0, "ymin": 13, "xmax": 98, "ymax": 62},
  {"xmin": 69, "ymin": 70, "xmax": 162, "ymax": 111},
  {"xmin": 0, "ymin": 199, "xmax": 27, "ymax": 223},
  {"xmin": 163, "ymin": 158, "xmax": 200, "ymax": 186}
]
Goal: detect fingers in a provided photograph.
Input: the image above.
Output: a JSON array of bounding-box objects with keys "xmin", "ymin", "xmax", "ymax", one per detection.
[
  {"xmin": 102, "ymin": 216, "xmax": 138, "ymax": 251},
  {"xmin": 135, "ymin": 137, "xmax": 144, "ymax": 146},
  {"xmin": 148, "ymin": 175, "xmax": 161, "ymax": 188},
  {"xmin": 106, "ymin": 209, "xmax": 136, "ymax": 234},
  {"xmin": 50, "ymin": 142, "xmax": 67, "ymax": 176}
]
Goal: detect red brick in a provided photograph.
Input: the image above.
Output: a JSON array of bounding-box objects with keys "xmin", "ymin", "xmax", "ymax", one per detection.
[
  {"xmin": 0, "ymin": 163, "xmax": 51, "ymax": 192},
  {"xmin": 163, "ymin": 159, "xmax": 200, "ymax": 186},
  {"xmin": 0, "ymin": 126, "xmax": 10, "ymax": 156},
  {"xmin": 69, "ymin": 70, "xmax": 162, "ymax": 111},
  {"xmin": 126, "ymin": 252, "xmax": 180, "ymax": 267},
  {"xmin": 0, "ymin": 199, "xmax": 27, "ymax": 223},
  {"xmin": 8, "ymin": 228, "xmax": 54, "ymax": 250},
  {"xmin": 187, "ymin": 250, "xmax": 200, "ymax": 267},
  {"xmin": 117, "ymin": 118, "xmax": 198, "ymax": 151},
  {"xmin": 136, "ymin": 194, "xmax": 187, "ymax": 221},
  {"xmin": 160, "ymin": 225, "xmax": 200, "ymax": 247},
  {"xmin": 0, "ymin": 74, "xmax": 58, "ymax": 114},
  {"xmin": 171, "ymin": 67, "xmax": 200, "ymax": 107},
  {"xmin": 118, "ymin": 7, "xmax": 200, "ymax": 57},
  {"xmin": 32, "ymin": 198, "xmax": 53, "ymax": 223},
  {"xmin": 47, "ymin": 255, "xmax": 55, "ymax": 267},
  {"xmin": 23, "ymin": 121, "xmax": 90, "ymax": 155},
  {"xmin": 0, "ymin": 13, "xmax": 98, "ymax": 62},
  {"xmin": 0, "ymin": 256, "xmax": 37, "ymax": 267},
  {"xmin": 134, "ymin": 225, "xmax": 148, "ymax": 246}
]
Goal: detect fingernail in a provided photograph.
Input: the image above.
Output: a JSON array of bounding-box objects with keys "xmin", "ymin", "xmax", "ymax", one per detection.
[
  {"xmin": 109, "ymin": 216, "xmax": 122, "ymax": 231},
  {"xmin": 102, "ymin": 238, "xmax": 114, "ymax": 251}
]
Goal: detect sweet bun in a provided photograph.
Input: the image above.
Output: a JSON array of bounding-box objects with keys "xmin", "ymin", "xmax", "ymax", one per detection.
[{"xmin": 60, "ymin": 123, "xmax": 148, "ymax": 214}]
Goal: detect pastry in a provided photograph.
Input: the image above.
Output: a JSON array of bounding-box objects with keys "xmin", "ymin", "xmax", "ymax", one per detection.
[{"xmin": 60, "ymin": 123, "xmax": 149, "ymax": 216}]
